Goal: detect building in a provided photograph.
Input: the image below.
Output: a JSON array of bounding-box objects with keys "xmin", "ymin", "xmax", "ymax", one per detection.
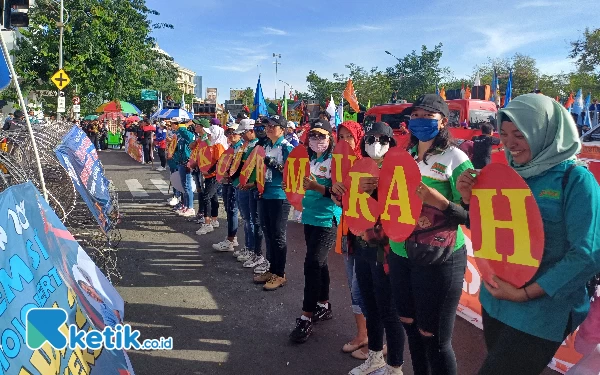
[
  {"xmin": 174, "ymin": 63, "xmax": 196, "ymax": 95},
  {"xmin": 194, "ymin": 76, "xmax": 203, "ymax": 99}
]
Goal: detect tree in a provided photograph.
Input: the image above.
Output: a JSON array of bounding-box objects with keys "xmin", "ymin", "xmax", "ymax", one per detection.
[
  {"xmin": 12, "ymin": 0, "xmax": 179, "ymax": 115},
  {"xmin": 385, "ymin": 43, "xmax": 451, "ymax": 102},
  {"xmin": 306, "ymin": 70, "xmax": 345, "ymax": 106},
  {"xmin": 240, "ymin": 87, "xmax": 254, "ymax": 106},
  {"xmin": 570, "ymin": 28, "xmax": 600, "ymax": 73},
  {"xmin": 471, "ymin": 53, "xmax": 539, "ymax": 97}
]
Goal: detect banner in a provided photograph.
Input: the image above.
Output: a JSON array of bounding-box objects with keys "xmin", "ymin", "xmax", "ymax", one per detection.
[
  {"xmin": 125, "ymin": 133, "xmax": 144, "ymax": 164},
  {"xmin": 0, "ymin": 182, "xmax": 133, "ymax": 374},
  {"xmin": 283, "ymin": 147, "xmax": 310, "ymax": 211},
  {"xmin": 55, "ymin": 126, "xmax": 115, "ymax": 233}
]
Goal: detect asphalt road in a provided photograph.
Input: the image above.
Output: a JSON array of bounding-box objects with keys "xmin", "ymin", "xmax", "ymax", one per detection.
[{"xmin": 100, "ymin": 148, "xmax": 556, "ymax": 375}]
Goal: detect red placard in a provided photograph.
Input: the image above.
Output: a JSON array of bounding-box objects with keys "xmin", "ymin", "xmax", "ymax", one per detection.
[
  {"xmin": 229, "ymin": 148, "xmax": 244, "ymax": 175},
  {"xmin": 378, "ymin": 148, "xmax": 423, "ymax": 242},
  {"xmin": 342, "ymin": 158, "xmax": 382, "ymax": 234},
  {"xmin": 331, "ymin": 141, "xmax": 358, "ymax": 185},
  {"xmin": 196, "ymin": 142, "xmax": 216, "ymax": 174},
  {"xmin": 470, "ymin": 163, "xmax": 545, "ymax": 288},
  {"xmin": 240, "ymin": 146, "xmax": 267, "ymax": 193},
  {"xmin": 216, "ymin": 148, "xmax": 234, "ymax": 181},
  {"xmin": 166, "ymin": 135, "xmax": 177, "ymax": 160},
  {"xmin": 588, "ymin": 161, "xmax": 600, "ymax": 183},
  {"xmin": 239, "ymin": 146, "xmax": 257, "ymax": 186},
  {"xmin": 283, "ymin": 147, "xmax": 310, "ymax": 211}
]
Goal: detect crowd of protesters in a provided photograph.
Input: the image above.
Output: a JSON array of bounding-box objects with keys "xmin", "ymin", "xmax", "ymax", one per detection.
[{"xmin": 112, "ymin": 94, "xmax": 599, "ymax": 375}]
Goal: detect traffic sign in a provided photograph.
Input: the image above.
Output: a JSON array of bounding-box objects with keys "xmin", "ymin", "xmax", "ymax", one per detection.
[
  {"xmin": 57, "ymin": 97, "xmax": 66, "ymax": 113},
  {"xmin": 72, "ymin": 105, "xmax": 81, "ymax": 113},
  {"xmin": 72, "ymin": 96, "xmax": 80, "ymax": 105},
  {"xmin": 51, "ymin": 69, "xmax": 71, "ymax": 90}
]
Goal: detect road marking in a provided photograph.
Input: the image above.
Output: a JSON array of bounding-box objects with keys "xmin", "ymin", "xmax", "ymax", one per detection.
[
  {"xmin": 151, "ymin": 179, "xmax": 170, "ymax": 195},
  {"xmin": 125, "ymin": 179, "xmax": 148, "ymax": 197}
]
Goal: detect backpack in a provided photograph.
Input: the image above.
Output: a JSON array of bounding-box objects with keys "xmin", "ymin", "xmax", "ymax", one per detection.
[{"xmin": 563, "ymin": 164, "xmax": 600, "ymax": 298}]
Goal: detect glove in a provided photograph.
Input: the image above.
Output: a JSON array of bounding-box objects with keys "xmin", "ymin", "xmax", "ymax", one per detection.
[{"xmin": 264, "ymin": 156, "xmax": 284, "ymax": 172}]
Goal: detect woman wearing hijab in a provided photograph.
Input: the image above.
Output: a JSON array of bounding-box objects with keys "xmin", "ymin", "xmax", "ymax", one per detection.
[
  {"xmin": 457, "ymin": 94, "xmax": 600, "ymax": 375},
  {"xmin": 196, "ymin": 125, "xmax": 230, "ymax": 235},
  {"xmin": 331, "ymin": 121, "xmax": 370, "ymax": 358}
]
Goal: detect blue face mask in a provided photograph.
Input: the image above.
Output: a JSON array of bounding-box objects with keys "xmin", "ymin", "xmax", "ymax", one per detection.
[{"xmin": 408, "ymin": 118, "xmax": 440, "ymax": 141}]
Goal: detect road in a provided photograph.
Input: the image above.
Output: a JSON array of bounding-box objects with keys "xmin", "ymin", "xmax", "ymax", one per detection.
[{"xmin": 99, "ymin": 148, "xmax": 557, "ymax": 375}]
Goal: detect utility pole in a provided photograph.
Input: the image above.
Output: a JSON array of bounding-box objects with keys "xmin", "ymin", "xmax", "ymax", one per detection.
[
  {"xmin": 273, "ymin": 53, "xmax": 281, "ymax": 99},
  {"xmin": 57, "ymin": 0, "xmax": 64, "ymax": 121}
]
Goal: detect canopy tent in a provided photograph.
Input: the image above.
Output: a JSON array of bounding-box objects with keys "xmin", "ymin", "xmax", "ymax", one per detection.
[
  {"xmin": 96, "ymin": 100, "xmax": 142, "ymax": 114},
  {"xmin": 151, "ymin": 108, "xmax": 193, "ymax": 120}
]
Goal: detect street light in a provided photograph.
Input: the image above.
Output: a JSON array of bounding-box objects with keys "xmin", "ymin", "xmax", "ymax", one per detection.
[
  {"xmin": 273, "ymin": 53, "xmax": 281, "ymax": 99},
  {"xmin": 385, "ymin": 50, "xmax": 401, "ymax": 62},
  {"xmin": 279, "ymin": 79, "xmax": 293, "ymax": 100}
]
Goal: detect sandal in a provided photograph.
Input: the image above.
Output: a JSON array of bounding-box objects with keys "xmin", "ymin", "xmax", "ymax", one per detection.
[{"xmin": 342, "ymin": 341, "xmax": 367, "ymax": 353}]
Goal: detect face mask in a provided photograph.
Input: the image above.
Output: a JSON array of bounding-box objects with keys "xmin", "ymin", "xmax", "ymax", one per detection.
[
  {"xmin": 365, "ymin": 142, "xmax": 389, "ymax": 159},
  {"xmin": 309, "ymin": 138, "xmax": 329, "ymax": 153},
  {"xmin": 408, "ymin": 118, "xmax": 440, "ymax": 142}
]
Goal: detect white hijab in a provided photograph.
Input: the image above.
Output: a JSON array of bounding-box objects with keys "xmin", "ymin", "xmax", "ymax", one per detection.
[{"xmin": 206, "ymin": 125, "xmax": 229, "ymax": 150}]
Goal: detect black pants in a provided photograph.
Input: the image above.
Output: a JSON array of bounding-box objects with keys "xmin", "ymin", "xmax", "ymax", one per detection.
[
  {"xmin": 142, "ymin": 142, "xmax": 151, "ymax": 163},
  {"xmin": 158, "ymin": 148, "xmax": 166, "ymax": 168},
  {"xmin": 259, "ymin": 199, "xmax": 290, "ymax": 277},
  {"xmin": 302, "ymin": 223, "xmax": 337, "ymax": 313},
  {"xmin": 89, "ymin": 133, "xmax": 99, "ymax": 151},
  {"xmin": 201, "ymin": 177, "xmax": 219, "ymax": 218},
  {"xmin": 192, "ymin": 171, "xmax": 205, "ymax": 216},
  {"xmin": 354, "ymin": 244, "xmax": 404, "ymax": 367},
  {"xmin": 388, "ymin": 247, "xmax": 467, "ymax": 375},
  {"xmin": 477, "ymin": 310, "xmax": 571, "ymax": 375}
]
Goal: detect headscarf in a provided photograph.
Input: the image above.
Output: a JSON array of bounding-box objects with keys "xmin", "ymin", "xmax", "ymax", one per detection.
[
  {"xmin": 338, "ymin": 121, "xmax": 364, "ymax": 159},
  {"xmin": 206, "ymin": 125, "xmax": 229, "ymax": 150},
  {"xmin": 499, "ymin": 94, "xmax": 581, "ymax": 179}
]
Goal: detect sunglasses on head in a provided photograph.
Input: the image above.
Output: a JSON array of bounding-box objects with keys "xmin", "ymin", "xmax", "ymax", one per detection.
[
  {"xmin": 308, "ymin": 132, "xmax": 328, "ymax": 140},
  {"xmin": 254, "ymin": 126, "xmax": 265, "ymax": 131},
  {"xmin": 364, "ymin": 135, "xmax": 391, "ymax": 145}
]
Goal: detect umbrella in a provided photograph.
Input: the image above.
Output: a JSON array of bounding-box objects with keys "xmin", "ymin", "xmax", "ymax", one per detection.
[
  {"xmin": 125, "ymin": 116, "xmax": 141, "ymax": 123},
  {"xmin": 98, "ymin": 112, "xmax": 127, "ymax": 122},
  {"xmin": 95, "ymin": 100, "xmax": 142, "ymax": 114},
  {"xmin": 83, "ymin": 115, "xmax": 99, "ymax": 120},
  {"xmin": 151, "ymin": 108, "xmax": 193, "ymax": 120}
]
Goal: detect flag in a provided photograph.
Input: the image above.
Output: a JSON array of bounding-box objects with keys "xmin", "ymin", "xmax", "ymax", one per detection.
[
  {"xmin": 336, "ymin": 104, "xmax": 343, "ymax": 128},
  {"xmin": 277, "ymin": 100, "xmax": 282, "ymax": 115},
  {"xmin": 326, "ymin": 95, "xmax": 337, "ymax": 127},
  {"xmin": 474, "ymin": 72, "xmax": 481, "ymax": 87},
  {"xmin": 436, "ymin": 83, "xmax": 440, "ymax": 96},
  {"xmin": 367, "ymin": 100, "xmax": 371, "ymax": 110},
  {"xmin": 465, "ymin": 86, "xmax": 472, "ymax": 100},
  {"xmin": 503, "ymin": 70, "xmax": 513, "ymax": 108},
  {"xmin": 343, "ymin": 79, "xmax": 360, "ymax": 113},
  {"xmin": 565, "ymin": 92, "xmax": 575, "ymax": 110},
  {"xmin": 181, "ymin": 92, "xmax": 186, "ymax": 110},
  {"xmin": 440, "ymin": 86, "xmax": 446, "ymax": 100},
  {"xmin": 490, "ymin": 71, "xmax": 497, "ymax": 102},
  {"xmin": 251, "ymin": 75, "xmax": 269, "ymax": 120},
  {"xmin": 289, "ymin": 90, "xmax": 293, "ymax": 100},
  {"xmin": 158, "ymin": 92, "xmax": 163, "ymax": 111},
  {"xmin": 228, "ymin": 112, "xmax": 235, "ymax": 123},
  {"xmin": 294, "ymin": 94, "xmax": 298, "ymax": 101},
  {"xmin": 0, "ymin": 51, "xmax": 11, "ymax": 91},
  {"xmin": 283, "ymin": 97, "xmax": 288, "ymax": 118},
  {"xmin": 572, "ymin": 89, "xmax": 584, "ymax": 115},
  {"xmin": 460, "ymin": 82, "xmax": 465, "ymax": 99},
  {"xmin": 582, "ymin": 92, "xmax": 592, "ymax": 127}
]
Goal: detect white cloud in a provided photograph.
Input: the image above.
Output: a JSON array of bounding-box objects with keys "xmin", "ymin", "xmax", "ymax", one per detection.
[
  {"xmin": 469, "ymin": 26, "xmax": 563, "ymax": 57},
  {"xmin": 261, "ymin": 27, "xmax": 288, "ymax": 36},
  {"xmin": 516, "ymin": 1, "xmax": 563, "ymax": 9},
  {"xmin": 537, "ymin": 57, "xmax": 577, "ymax": 74},
  {"xmin": 324, "ymin": 25, "xmax": 386, "ymax": 33}
]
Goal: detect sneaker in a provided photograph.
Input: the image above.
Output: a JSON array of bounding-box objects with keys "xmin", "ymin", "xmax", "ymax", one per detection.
[
  {"xmin": 237, "ymin": 249, "xmax": 253, "ymax": 262},
  {"xmin": 156, "ymin": 166, "xmax": 166, "ymax": 171},
  {"xmin": 172, "ymin": 203, "xmax": 183, "ymax": 211},
  {"xmin": 243, "ymin": 255, "xmax": 264, "ymax": 269},
  {"xmin": 168, "ymin": 197, "xmax": 179, "ymax": 206},
  {"xmin": 348, "ymin": 350, "xmax": 386, "ymax": 375},
  {"xmin": 383, "ymin": 365, "xmax": 404, "ymax": 375},
  {"xmin": 313, "ymin": 302, "xmax": 333, "ymax": 322},
  {"xmin": 211, "ymin": 220, "xmax": 219, "ymax": 228},
  {"xmin": 232, "ymin": 237, "xmax": 239, "ymax": 246},
  {"xmin": 174, "ymin": 207, "xmax": 186, "ymax": 215},
  {"xmin": 289, "ymin": 317, "xmax": 313, "ymax": 343},
  {"xmin": 232, "ymin": 247, "xmax": 244, "ymax": 258},
  {"xmin": 180, "ymin": 208, "xmax": 196, "ymax": 217},
  {"xmin": 213, "ymin": 239, "xmax": 234, "ymax": 252},
  {"xmin": 253, "ymin": 259, "xmax": 270, "ymax": 274},
  {"xmin": 253, "ymin": 272, "xmax": 273, "ymax": 284},
  {"xmin": 196, "ymin": 224, "xmax": 214, "ymax": 235},
  {"xmin": 264, "ymin": 274, "xmax": 286, "ymax": 291}
]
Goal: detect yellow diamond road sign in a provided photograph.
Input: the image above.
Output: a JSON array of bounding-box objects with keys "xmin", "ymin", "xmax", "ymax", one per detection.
[{"xmin": 51, "ymin": 69, "xmax": 70, "ymax": 90}]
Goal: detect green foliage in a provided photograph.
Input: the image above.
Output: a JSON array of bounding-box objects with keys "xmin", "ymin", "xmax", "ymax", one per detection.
[
  {"xmin": 240, "ymin": 87, "xmax": 254, "ymax": 106},
  {"xmin": 12, "ymin": 0, "xmax": 179, "ymax": 115},
  {"xmin": 570, "ymin": 28, "xmax": 600, "ymax": 73},
  {"xmin": 471, "ymin": 53, "xmax": 539, "ymax": 97}
]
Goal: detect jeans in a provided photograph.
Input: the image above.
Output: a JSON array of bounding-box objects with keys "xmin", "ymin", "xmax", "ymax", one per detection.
[
  {"xmin": 223, "ymin": 184, "xmax": 239, "ymax": 238},
  {"xmin": 178, "ymin": 166, "xmax": 193, "ymax": 209},
  {"xmin": 89, "ymin": 133, "xmax": 99, "ymax": 151},
  {"xmin": 259, "ymin": 199, "xmax": 291, "ymax": 277},
  {"xmin": 237, "ymin": 189, "xmax": 262, "ymax": 253},
  {"xmin": 192, "ymin": 171, "xmax": 204, "ymax": 216},
  {"xmin": 354, "ymin": 244, "xmax": 404, "ymax": 367},
  {"xmin": 477, "ymin": 309, "xmax": 571, "ymax": 375},
  {"xmin": 388, "ymin": 247, "xmax": 467, "ymax": 375},
  {"xmin": 142, "ymin": 142, "xmax": 151, "ymax": 163},
  {"xmin": 202, "ymin": 177, "xmax": 219, "ymax": 218},
  {"xmin": 342, "ymin": 236, "xmax": 364, "ymax": 316},
  {"xmin": 158, "ymin": 148, "xmax": 166, "ymax": 168},
  {"xmin": 169, "ymin": 167, "xmax": 181, "ymax": 198},
  {"xmin": 302, "ymin": 223, "xmax": 337, "ymax": 313}
]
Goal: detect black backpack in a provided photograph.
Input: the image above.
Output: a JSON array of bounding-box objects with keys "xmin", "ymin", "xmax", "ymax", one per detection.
[{"xmin": 562, "ymin": 164, "xmax": 600, "ymax": 298}]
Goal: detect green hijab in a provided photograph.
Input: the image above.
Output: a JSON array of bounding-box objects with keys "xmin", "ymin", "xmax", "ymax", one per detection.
[{"xmin": 498, "ymin": 94, "xmax": 581, "ymax": 179}]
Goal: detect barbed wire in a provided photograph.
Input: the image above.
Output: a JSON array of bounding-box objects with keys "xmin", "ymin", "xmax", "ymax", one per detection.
[{"xmin": 0, "ymin": 120, "xmax": 122, "ymax": 283}]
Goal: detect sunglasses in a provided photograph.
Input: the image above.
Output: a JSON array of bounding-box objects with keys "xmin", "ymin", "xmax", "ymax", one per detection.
[
  {"xmin": 265, "ymin": 123, "xmax": 279, "ymax": 129},
  {"xmin": 254, "ymin": 126, "xmax": 265, "ymax": 132},
  {"xmin": 308, "ymin": 133, "xmax": 328, "ymax": 140},
  {"xmin": 225, "ymin": 131, "xmax": 235, "ymax": 136},
  {"xmin": 365, "ymin": 135, "xmax": 392, "ymax": 145}
]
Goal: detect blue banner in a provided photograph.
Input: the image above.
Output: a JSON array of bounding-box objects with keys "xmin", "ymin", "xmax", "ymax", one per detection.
[
  {"xmin": 55, "ymin": 126, "xmax": 114, "ymax": 233},
  {"xmin": 0, "ymin": 182, "xmax": 133, "ymax": 374}
]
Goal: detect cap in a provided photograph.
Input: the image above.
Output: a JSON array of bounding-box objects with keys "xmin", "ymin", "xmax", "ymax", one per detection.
[
  {"xmin": 309, "ymin": 119, "xmax": 333, "ymax": 135},
  {"xmin": 210, "ymin": 118, "xmax": 221, "ymax": 126},
  {"xmin": 262, "ymin": 114, "xmax": 287, "ymax": 127},
  {"xmin": 402, "ymin": 94, "xmax": 449, "ymax": 118},
  {"xmin": 235, "ymin": 119, "xmax": 254, "ymax": 134},
  {"xmin": 287, "ymin": 121, "xmax": 297, "ymax": 129},
  {"xmin": 226, "ymin": 122, "xmax": 239, "ymax": 131},
  {"xmin": 364, "ymin": 121, "xmax": 394, "ymax": 138},
  {"xmin": 199, "ymin": 118, "xmax": 210, "ymax": 128},
  {"xmin": 192, "ymin": 119, "xmax": 201, "ymax": 125}
]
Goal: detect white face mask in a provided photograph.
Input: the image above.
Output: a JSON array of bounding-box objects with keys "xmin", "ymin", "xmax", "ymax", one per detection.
[{"xmin": 365, "ymin": 142, "xmax": 389, "ymax": 159}]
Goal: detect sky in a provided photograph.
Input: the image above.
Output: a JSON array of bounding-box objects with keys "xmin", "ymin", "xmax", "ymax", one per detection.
[{"xmin": 145, "ymin": 0, "xmax": 596, "ymax": 103}]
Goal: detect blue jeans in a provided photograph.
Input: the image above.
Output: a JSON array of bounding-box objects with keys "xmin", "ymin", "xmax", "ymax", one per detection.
[
  {"xmin": 223, "ymin": 184, "xmax": 238, "ymax": 238},
  {"xmin": 237, "ymin": 188, "xmax": 262, "ymax": 253},
  {"xmin": 259, "ymin": 199, "xmax": 291, "ymax": 277},
  {"xmin": 170, "ymin": 167, "xmax": 181, "ymax": 198},
  {"xmin": 342, "ymin": 236, "xmax": 365, "ymax": 316},
  {"xmin": 178, "ymin": 166, "xmax": 193, "ymax": 209}
]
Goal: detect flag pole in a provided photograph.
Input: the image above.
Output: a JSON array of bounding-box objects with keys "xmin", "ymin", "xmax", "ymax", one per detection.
[{"xmin": 0, "ymin": 31, "xmax": 48, "ymax": 200}]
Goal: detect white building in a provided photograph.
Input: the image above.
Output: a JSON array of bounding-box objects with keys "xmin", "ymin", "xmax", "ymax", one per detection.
[{"xmin": 152, "ymin": 44, "xmax": 196, "ymax": 96}]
